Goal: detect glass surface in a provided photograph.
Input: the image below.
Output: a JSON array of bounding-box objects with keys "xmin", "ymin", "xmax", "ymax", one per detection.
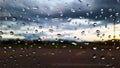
[{"xmin": 0, "ymin": 0, "xmax": 120, "ymax": 68}]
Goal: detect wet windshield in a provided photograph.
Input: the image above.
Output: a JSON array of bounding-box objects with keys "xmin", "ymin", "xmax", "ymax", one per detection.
[{"xmin": 0, "ymin": 0, "xmax": 120, "ymax": 68}]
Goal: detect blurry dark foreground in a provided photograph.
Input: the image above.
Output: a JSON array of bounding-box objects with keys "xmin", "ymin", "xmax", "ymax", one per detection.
[
  {"xmin": 0, "ymin": 39, "xmax": 120, "ymax": 68},
  {"xmin": 0, "ymin": 48, "xmax": 120, "ymax": 68}
]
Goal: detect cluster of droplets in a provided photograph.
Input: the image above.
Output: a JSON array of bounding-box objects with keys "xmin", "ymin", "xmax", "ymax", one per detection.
[{"xmin": 0, "ymin": 0, "xmax": 120, "ymax": 68}]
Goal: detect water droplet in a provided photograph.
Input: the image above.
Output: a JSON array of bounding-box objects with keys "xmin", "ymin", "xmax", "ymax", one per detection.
[
  {"xmin": 102, "ymin": 34, "xmax": 105, "ymax": 37},
  {"xmin": 52, "ymin": 17, "xmax": 59, "ymax": 22},
  {"xmin": 105, "ymin": 25, "xmax": 107, "ymax": 28},
  {"xmin": 39, "ymin": 26, "xmax": 43, "ymax": 29},
  {"xmin": 60, "ymin": 12, "xmax": 63, "ymax": 16},
  {"xmin": 110, "ymin": 15, "xmax": 113, "ymax": 18},
  {"xmin": 19, "ymin": 54, "xmax": 23, "ymax": 57},
  {"xmin": 78, "ymin": 8, "xmax": 81, "ymax": 11},
  {"xmin": 112, "ymin": 57, "xmax": 115, "ymax": 60},
  {"xmin": 92, "ymin": 54, "xmax": 97, "ymax": 59},
  {"xmin": 93, "ymin": 47, "xmax": 97, "ymax": 50},
  {"xmin": 3, "ymin": 63, "xmax": 6, "ymax": 67},
  {"xmin": 93, "ymin": 23, "xmax": 97, "ymax": 27},
  {"xmin": 101, "ymin": 12, "xmax": 104, "ymax": 14},
  {"xmin": 106, "ymin": 63, "xmax": 110, "ymax": 67},
  {"xmin": 35, "ymin": 29, "xmax": 38, "ymax": 33},
  {"xmin": 38, "ymin": 46, "xmax": 42, "ymax": 49},
  {"xmin": 9, "ymin": 55, "xmax": 13, "ymax": 59},
  {"xmin": 116, "ymin": 46, "xmax": 119, "ymax": 49},
  {"xmin": 12, "ymin": 17, "xmax": 17, "ymax": 21},
  {"xmin": 86, "ymin": 4, "xmax": 90, "ymax": 7},
  {"xmin": 90, "ymin": 11, "xmax": 93, "ymax": 14},
  {"xmin": 32, "ymin": 51, "xmax": 36, "ymax": 54},
  {"xmin": 49, "ymin": 29, "xmax": 54, "ymax": 33},
  {"xmin": 63, "ymin": 45, "xmax": 67, "ymax": 48},
  {"xmin": 81, "ymin": 31, "xmax": 85, "ymax": 35},
  {"xmin": 101, "ymin": 56, "xmax": 105, "ymax": 60},
  {"xmin": 74, "ymin": 36, "xmax": 77, "ymax": 38},
  {"xmin": 109, "ymin": 49, "xmax": 112, "ymax": 51},
  {"xmin": 8, "ymin": 46, "xmax": 12, "ymax": 49},
  {"xmin": 108, "ymin": 35, "xmax": 111, "ymax": 38},
  {"xmin": 100, "ymin": 9, "xmax": 104, "ymax": 12},
  {"xmin": 86, "ymin": 13, "xmax": 89, "ymax": 16},
  {"xmin": 96, "ymin": 30, "xmax": 100, "ymax": 34},
  {"xmin": 72, "ymin": 42, "xmax": 77, "ymax": 45},
  {"xmin": 22, "ymin": 8, "xmax": 25, "ymax": 12},
  {"xmin": 57, "ymin": 34, "xmax": 62, "ymax": 37},
  {"xmin": 71, "ymin": 8, "xmax": 75, "ymax": 13},
  {"xmin": 10, "ymin": 31, "xmax": 14, "ymax": 35},
  {"xmin": 115, "ymin": 12, "xmax": 119, "ymax": 16},
  {"xmin": 97, "ymin": 34, "xmax": 100, "ymax": 37},
  {"xmin": 67, "ymin": 18, "xmax": 72, "ymax": 22},
  {"xmin": 84, "ymin": 42, "xmax": 89, "ymax": 45},
  {"xmin": 0, "ymin": 31, "xmax": 3, "ymax": 35},
  {"xmin": 52, "ymin": 43, "xmax": 55, "ymax": 45},
  {"xmin": 32, "ymin": 6, "xmax": 39, "ymax": 10},
  {"xmin": 51, "ymin": 52, "xmax": 55, "ymax": 55},
  {"xmin": 69, "ymin": 50, "xmax": 72, "ymax": 53},
  {"xmin": 95, "ymin": 16, "xmax": 98, "ymax": 19},
  {"xmin": 12, "ymin": 49, "xmax": 15, "ymax": 52},
  {"xmin": 108, "ymin": 8, "xmax": 112, "ymax": 12},
  {"xmin": 105, "ymin": 17, "xmax": 107, "ymax": 20},
  {"xmin": 4, "ymin": 47, "xmax": 7, "ymax": 50},
  {"xmin": 5, "ymin": 17, "xmax": 8, "ymax": 21}
]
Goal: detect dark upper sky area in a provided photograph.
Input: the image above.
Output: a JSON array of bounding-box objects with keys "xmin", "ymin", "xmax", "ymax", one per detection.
[{"xmin": 0, "ymin": 0, "xmax": 120, "ymax": 41}]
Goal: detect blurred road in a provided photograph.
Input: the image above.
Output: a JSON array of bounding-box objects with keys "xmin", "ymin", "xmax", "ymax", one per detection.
[{"xmin": 0, "ymin": 48, "xmax": 119, "ymax": 68}]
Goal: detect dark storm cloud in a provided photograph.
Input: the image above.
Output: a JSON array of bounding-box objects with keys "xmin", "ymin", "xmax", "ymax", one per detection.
[
  {"xmin": 1, "ymin": 0, "xmax": 119, "ymax": 22},
  {"xmin": 0, "ymin": 0, "xmax": 119, "ymax": 26},
  {"xmin": 0, "ymin": 0, "xmax": 120, "ymax": 40},
  {"xmin": 60, "ymin": 0, "xmax": 120, "ymax": 21}
]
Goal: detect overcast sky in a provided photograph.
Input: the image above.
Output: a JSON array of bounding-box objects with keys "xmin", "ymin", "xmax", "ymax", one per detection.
[{"xmin": 0, "ymin": 0, "xmax": 120, "ymax": 41}]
